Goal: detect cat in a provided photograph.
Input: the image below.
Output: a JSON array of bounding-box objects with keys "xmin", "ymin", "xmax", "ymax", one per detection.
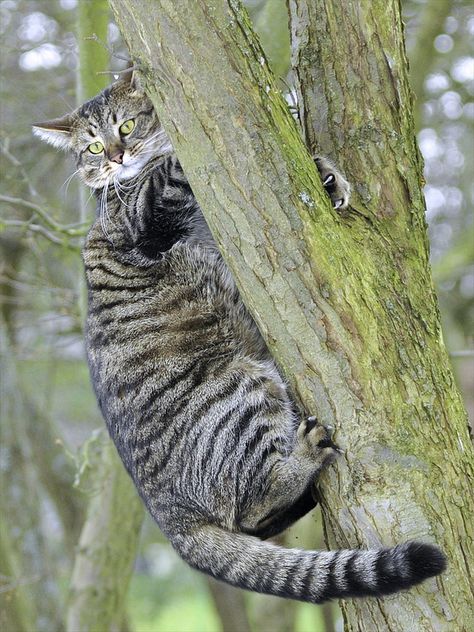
[{"xmin": 33, "ymin": 71, "xmax": 446, "ymax": 604}]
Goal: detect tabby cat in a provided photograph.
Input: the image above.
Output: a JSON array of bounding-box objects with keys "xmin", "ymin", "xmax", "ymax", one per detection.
[{"xmin": 33, "ymin": 71, "xmax": 446, "ymax": 604}]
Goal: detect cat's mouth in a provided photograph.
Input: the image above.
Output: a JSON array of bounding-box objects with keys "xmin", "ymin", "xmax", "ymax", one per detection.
[{"xmin": 114, "ymin": 139, "xmax": 173, "ymax": 182}]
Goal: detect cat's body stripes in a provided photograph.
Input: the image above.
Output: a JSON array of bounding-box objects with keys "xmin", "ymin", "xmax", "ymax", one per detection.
[
  {"xmin": 33, "ymin": 73, "xmax": 446, "ymax": 604},
  {"xmin": 84, "ymin": 156, "xmax": 297, "ymax": 537}
]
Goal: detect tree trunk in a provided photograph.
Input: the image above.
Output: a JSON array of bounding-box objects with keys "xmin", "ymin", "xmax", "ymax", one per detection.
[
  {"xmin": 109, "ymin": 1, "xmax": 474, "ymax": 630},
  {"xmin": 66, "ymin": 4, "xmax": 145, "ymax": 630},
  {"xmin": 76, "ymin": 0, "xmax": 110, "ymax": 105},
  {"xmin": 206, "ymin": 578, "xmax": 252, "ymax": 632}
]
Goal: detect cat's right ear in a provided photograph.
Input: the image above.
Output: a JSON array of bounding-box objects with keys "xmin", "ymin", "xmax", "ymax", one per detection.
[
  {"xmin": 120, "ymin": 66, "xmax": 143, "ymax": 93},
  {"xmin": 32, "ymin": 115, "xmax": 74, "ymax": 151}
]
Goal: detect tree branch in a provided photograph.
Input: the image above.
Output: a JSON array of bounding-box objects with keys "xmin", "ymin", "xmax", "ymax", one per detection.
[
  {"xmin": 0, "ymin": 219, "xmax": 81, "ymax": 249},
  {"xmin": 0, "ymin": 195, "xmax": 88, "ymax": 236}
]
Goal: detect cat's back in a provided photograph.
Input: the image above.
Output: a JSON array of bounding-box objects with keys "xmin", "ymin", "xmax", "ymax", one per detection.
[
  {"xmin": 83, "ymin": 229, "xmax": 268, "ymax": 416},
  {"xmin": 84, "ymin": 229, "xmax": 235, "ymax": 368}
]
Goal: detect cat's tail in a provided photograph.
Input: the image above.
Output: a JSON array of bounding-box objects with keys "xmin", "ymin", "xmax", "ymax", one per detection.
[{"xmin": 170, "ymin": 524, "xmax": 446, "ymax": 603}]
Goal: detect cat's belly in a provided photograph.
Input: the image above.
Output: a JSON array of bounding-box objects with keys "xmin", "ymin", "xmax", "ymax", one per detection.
[{"xmin": 87, "ymin": 324, "xmax": 296, "ymax": 524}]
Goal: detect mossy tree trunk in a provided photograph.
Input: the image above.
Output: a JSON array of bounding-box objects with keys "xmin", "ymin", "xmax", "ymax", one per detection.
[
  {"xmin": 287, "ymin": 3, "xmax": 473, "ymax": 629},
  {"xmin": 109, "ymin": 1, "xmax": 474, "ymax": 630},
  {"xmin": 66, "ymin": 3, "xmax": 145, "ymax": 630}
]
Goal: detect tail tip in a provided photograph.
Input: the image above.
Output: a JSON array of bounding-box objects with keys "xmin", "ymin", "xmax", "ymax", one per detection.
[{"xmin": 403, "ymin": 540, "xmax": 447, "ymax": 583}]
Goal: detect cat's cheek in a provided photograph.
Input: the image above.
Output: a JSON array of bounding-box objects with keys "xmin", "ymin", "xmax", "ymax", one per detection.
[{"xmin": 79, "ymin": 168, "xmax": 106, "ymax": 189}]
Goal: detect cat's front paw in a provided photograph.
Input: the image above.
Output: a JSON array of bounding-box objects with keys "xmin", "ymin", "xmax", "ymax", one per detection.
[{"xmin": 314, "ymin": 156, "xmax": 351, "ymax": 210}]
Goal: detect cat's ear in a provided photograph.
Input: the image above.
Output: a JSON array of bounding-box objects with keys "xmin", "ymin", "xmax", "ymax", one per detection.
[
  {"xmin": 120, "ymin": 66, "xmax": 143, "ymax": 92},
  {"xmin": 32, "ymin": 114, "xmax": 74, "ymax": 151}
]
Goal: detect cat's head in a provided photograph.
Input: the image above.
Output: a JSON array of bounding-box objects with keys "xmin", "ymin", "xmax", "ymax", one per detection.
[{"xmin": 33, "ymin": 70, "xmax": 171, "ymax": 189}]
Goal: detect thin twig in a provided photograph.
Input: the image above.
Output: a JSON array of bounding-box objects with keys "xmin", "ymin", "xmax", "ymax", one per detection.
[
  {"xmin": 1, "ymin": 219, "xmax": 82, "ymax": 250},
  {"xmin": 84, "ymin": 33, "xmax": 130, "ymax": 63},
  {"xmin": 0, "ymin": 194, "xmax": 88, "ymax": 236},
  {"xmin": 0, "ymin": 140, "xmax": 39, "ymax": 198}
]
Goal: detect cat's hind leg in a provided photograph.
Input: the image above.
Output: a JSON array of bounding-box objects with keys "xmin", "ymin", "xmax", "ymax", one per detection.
[{"xmin": 238, "ymin": 419, "xmax": 340, "ymax": 536}]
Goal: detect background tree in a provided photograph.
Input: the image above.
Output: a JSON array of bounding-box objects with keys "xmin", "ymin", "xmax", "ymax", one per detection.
[{"xmin": 64, "ymin": 3, "xmax": 145, "ymax": 630}]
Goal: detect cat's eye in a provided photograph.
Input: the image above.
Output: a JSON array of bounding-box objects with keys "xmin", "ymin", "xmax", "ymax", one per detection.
[
  {"xmin": 119, "ymin": 119, "xmax": 135, "ymax": 135},
  {"xmin": 88, "ymin": 141, "xmax": 104, "ymax": 154}
]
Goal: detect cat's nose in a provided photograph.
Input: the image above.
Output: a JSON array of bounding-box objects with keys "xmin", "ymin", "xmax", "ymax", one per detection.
[{"xmin": 109, "ymin": 148, "xmax": 124, "ymax": 164}]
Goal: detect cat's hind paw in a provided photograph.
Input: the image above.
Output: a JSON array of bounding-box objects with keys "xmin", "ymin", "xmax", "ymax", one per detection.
[{"xmin": 297, "ymin": 416, "xmax": 342, "ymax": 467}]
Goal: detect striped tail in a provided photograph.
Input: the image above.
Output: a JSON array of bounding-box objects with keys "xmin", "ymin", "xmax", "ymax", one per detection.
[{"xmin": 171, "ymin": 525, "xmax": 446, "ymax": 603}]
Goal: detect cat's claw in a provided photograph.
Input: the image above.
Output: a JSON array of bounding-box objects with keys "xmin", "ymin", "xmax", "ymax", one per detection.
[
  {"xmin": 314, "ymin": 156, "xmax": 351, "ymax": 210},
  {"xmin": 298, "ymin": 418, "xmax": 341, "ymax": 462},
  {"xmin": 306, "ymin": 415, "xmax": 318, "ymax": 432}
]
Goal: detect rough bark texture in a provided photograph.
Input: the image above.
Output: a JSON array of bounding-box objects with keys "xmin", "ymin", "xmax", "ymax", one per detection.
[
  {"xmin": 66, "ymin": 4, "xmax": 145, "ymax": 630},
  {"xmin": 109, "ymin": 1, "xmax": 474, "ymax": 630}
]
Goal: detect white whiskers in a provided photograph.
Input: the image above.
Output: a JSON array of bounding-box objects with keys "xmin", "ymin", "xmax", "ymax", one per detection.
[
  {"xmin": 99, "ymin": 179, "xmax": 113, "ymax": 243},
  {"xmin": 113, "ymin": 176, "xmax": 130, "ymax": 207},
  {"xmin": 61, "ymin": 169, "xmax": 80, "ymax": 199},
  {"xmin": 141, "ymin": 129, "xmax": 168, "ymax": 148}
]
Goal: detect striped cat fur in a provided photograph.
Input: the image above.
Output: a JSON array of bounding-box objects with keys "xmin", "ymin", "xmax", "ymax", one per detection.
[{"xmin": 33, "ymin": 72, "xmax": 446, "ymax": 604}]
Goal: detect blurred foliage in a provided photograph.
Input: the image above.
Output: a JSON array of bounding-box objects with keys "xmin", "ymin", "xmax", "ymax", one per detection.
[
  {"xmin": 404, "ymin": 1, "xmax": 474, "ymax": 341},
  {"xmin": 0, "ymin": 0, "xmax": 472, "ymax": 631}
]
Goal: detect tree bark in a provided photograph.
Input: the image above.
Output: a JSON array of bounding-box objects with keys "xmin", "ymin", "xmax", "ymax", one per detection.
[
  {"xmin": 109, "ymin": 1, "xmax": 474, "ymax": 630},
  {"xmin": 288, "ymin": 5, "xmax": 474, "ymax": 629},
  {"xmin": 66, "ymin": 4, "xmax": 145, "ymax": 630}
]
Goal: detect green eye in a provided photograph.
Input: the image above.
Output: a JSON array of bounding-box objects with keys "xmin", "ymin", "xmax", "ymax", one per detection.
[
  {"xmin": 88, "ymin": 141, "xmax": 104, "ymax": 154},
  {"xmin": 119, "ymin": 119, "xmax": 135, "ymax": 135}
]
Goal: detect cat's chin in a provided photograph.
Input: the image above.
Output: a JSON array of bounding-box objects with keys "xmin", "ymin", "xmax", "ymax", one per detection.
[
  {"xmin": 117, "ymin": 148, "xmax": 172, "ymax": 182},
  {"xmin": 116, "ymin": 163, "xmax": 147, "ymax": 181}
]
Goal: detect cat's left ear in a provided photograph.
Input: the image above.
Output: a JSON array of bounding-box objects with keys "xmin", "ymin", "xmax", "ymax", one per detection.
[{"xmin": 32, "ymin": 114, "xmax": 74, "ymax": 151}]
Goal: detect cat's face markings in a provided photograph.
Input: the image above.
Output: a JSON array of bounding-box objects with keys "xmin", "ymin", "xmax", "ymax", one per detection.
[{"xmin": 33, "ymin": 75, "xmax": 173, "ymax": 189}]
